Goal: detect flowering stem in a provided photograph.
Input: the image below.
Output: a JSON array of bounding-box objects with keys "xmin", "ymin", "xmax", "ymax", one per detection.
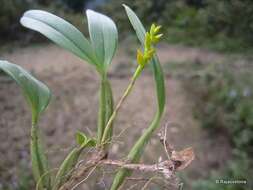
[{"xmin": 101, "ymin": 65, "xmax": 143, "ymax": 145}]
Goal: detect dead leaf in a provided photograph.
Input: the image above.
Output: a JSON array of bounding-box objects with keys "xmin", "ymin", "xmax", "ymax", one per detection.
[{"xmin": 171, "ymin": 147, "xmax": 195, "ymax": 171}]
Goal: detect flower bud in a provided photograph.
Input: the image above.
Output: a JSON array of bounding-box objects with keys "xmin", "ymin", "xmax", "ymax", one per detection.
[
  {"xmin": 144, "ymin": 48, "xmax": 155, "ymax": 60},
  {"xmin": 135, "ymin": 23, "xmax": 163, "ymax": 68},
  {"xmin": 145, "ymin": 32, "xmax": 152, "ymax": 50},
  {"xmin": 153, "ymin": 34, "xmax": 163, "ymax": 43},
  {"xmin": 150, "ymin": 23, "xmax": 156, "ymax": 36},
  {"xmin": 137, "ymin": 49, "xmax": 144, "ymax": 66},
  {"xmin": 154, "ymin": 25, "xmax": 162, "ymax": 34}
]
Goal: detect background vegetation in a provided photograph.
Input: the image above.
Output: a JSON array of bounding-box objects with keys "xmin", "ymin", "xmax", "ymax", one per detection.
[
  {"xmin": 100, "ymin": 0, "xmax": 253, "ymax": 52},
  {"xmin": 165, "ymin": 58, "xmax": 253, "ymax": 190},
  {"xmin": 2, "ymin": 0, "xmax": 253, "ymax": 52},
  {"xmin": 188, "ymin": 61, "xmax": 253, "ymax": 190}
]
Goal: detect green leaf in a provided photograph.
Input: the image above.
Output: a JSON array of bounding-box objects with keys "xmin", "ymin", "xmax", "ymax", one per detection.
[
  {"xmin": 85, "ymin": 139, "xmax": 97, "ymax": 147},
  {"xmin": 86, "ymin": 10, "xmax": 118, "ymax": 68},
  {"xmin": 110, "ymin": 5, "xmax": 166, "ymax": 190},
  {"xmin": 123, "ymin": 5, "xmax": 146, "ymax": 43},
  {"xmin": 76, "ymin": 131, "xmax": 88, "ymax": 146},
  {"xmin": 20, "ymin": 10, "xmax": 96, "ymax": 66},
  {"xmin": 0, "ymin": 60, "xmax": 51, "ymax": 124},
  {"xmin": 53, "ymin": 147, "xmax": 82, "ymax": 190},
  {"xmin": 0, "ymin": 60, "xmax": 52, "ymax": 189},
  {"xmin": 76, "ymin": 131, "xmax": 97, "ymax": 148}
]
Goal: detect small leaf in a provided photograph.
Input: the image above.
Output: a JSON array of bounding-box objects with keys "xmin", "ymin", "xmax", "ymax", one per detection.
[
  {"xmin": 76, "ymin": 131, "xmax": 88, "ymax": 146},
  {"xmin": 86, "ymin": 10, "xmax": 118, "ymax": 68},
  {"xmin": 0, "ymin": 60, "xmax": 51, "ymax": 124},
  {"xmin": 85, "ymin": 139, "xmax": 97, "ymax": 147},
  {"xmin": 76, "ymin": 131, "xmax": 97, "ymax": 148},
  {"xmin": 20, "ymin": 10, "xmax": 97, "ymax": 66}
]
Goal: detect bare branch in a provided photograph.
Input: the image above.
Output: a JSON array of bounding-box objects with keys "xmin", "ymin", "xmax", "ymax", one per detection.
[
  {"xmin": 59, "ymin": 123, "xmax": 195, "ymax": 190},
  {"xmin": 71, "ymin": 165, "xmax": 98, "ymax": 190},
  {"xmin": 141, "ymin": 176, "xmax": 158, "ymax": 190}
]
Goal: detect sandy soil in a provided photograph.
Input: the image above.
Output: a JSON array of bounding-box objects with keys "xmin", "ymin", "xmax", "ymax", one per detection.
[{"xmin": 0, "ymin": 44, "xmax": 231, "ymax": 189}]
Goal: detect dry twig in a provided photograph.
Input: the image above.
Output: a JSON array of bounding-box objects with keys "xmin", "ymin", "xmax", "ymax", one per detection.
[{"xmin": 60, "ymin": 123, "xmax": 195, "ymax": 190}]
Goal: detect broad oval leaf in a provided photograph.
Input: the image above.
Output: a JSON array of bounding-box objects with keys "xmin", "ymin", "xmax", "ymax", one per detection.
[
  {"xmin": 0, "ymin": 60, "xmax": 51, "ymax": 124},
  {"xmin": 0, "ymin": 60, "xmax": 51, "ymax": 189},
  {"xmin": 20, "ymin": 10, "xmax": 96, "ymax": 66},
  {"xmin": 86, "ymin": 10, "xmax": 118, "ymax": 68}
]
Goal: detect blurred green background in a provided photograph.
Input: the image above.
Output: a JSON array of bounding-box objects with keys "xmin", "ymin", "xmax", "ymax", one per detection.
[
  {"xmin": 1, "ymin": 0, "xmax": 253, "ymax": 52},
  {"xmin": 0, "ymin": 0, "xmax": 252, "ymax": 190}
]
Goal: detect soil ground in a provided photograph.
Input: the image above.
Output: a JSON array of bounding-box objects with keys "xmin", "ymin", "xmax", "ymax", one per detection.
[{"xmin": 0, "ymin": 44, "xmax": 232, "ymax": 189}]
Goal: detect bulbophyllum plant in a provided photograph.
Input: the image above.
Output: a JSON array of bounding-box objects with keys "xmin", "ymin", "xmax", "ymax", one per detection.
[{"xmin": 0, "ymin": 5, "xmax": 194, "ymax": 190}]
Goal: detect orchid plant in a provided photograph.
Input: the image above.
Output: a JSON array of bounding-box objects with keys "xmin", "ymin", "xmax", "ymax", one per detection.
[{"xmin": 0, "ymin": 5, "xmax": 166, "ymax": 190}]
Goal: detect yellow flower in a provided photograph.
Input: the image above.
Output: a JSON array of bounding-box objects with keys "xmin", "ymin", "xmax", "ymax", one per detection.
[
  {"xmin": 154, "ymin": 25, "xmax": 162, "ymax": 33},
  {"xmin": 137, "ymin": 49, "xmax": 144, "ymax": 66},
  {"xmin": 136, "ymin": 23, "xmax": 162, "ymax": 67},
  {"xmin": 145, "ymin": 32, "xmax": 152, "ymax": 51},
  {"xmin": 144, "ymin": 48, "xmax": 155, "ymax": 61},
  {"xmin": 153, "ymin": 34, "xmax": 163, "ymax": 43}
]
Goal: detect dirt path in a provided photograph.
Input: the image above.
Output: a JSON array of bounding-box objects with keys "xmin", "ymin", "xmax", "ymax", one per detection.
[{"xmin": 0, "ymin": 44, "xmax": 231, "ymax": 189}]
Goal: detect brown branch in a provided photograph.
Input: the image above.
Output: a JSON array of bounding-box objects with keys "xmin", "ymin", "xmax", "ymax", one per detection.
[
  {"xmin": 59, "ymin": 157, "xmax": 175, "ymax": 190},
  {"xmin": 59, "ymin": 124, "xmax": 195, "ymax": 190},
  {"xmin": 59, "ymin": 150, "xmax": 106, "ymax": 190},
  {"xmin": 99, "ymin": 159, "xmax": 160, "ymax": 172}
]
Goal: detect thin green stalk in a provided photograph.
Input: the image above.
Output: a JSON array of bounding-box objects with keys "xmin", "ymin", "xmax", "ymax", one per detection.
[
  {"xmin": 110, "ymin": 56, "xmax": 165, "ymax": 190},
  {"xmin": 110, "ymin": 114, "xmax": 161, "ymax": 190},
  {"xmin": 110, "ymin": 6, "xmax": 166, "ymax": 189},
  {"xmin": 101, "ymin": 65, "xmax": 143, "ymax": 145}
]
